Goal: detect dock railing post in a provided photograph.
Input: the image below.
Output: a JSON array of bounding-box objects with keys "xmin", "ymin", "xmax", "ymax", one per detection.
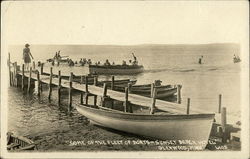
[
  {"xmin": 150, "ymin": 86, "xmax": 156, "ymax": 114},
  {"xmin": 101, "ymin": 83, "xmax": 108, "ymax": 107},
  {"xmin": 22, "ymin": 64, "xmax": 25, "ymax": 90},
  {"xmin": 40, "ymin": 63, "xmax": 44, "ymax": 75},
  {"xmin": 58, "ymin": 70, "xmax": 61, "ymax": 106},
  {"xmin": 94, "ymin": 76, "xmax": 98, "ymax": 86},
  {"xmin": 48, "ymin": 67, "xmax": 53, "ymax": 101},
  {"xmin": 80, "ymin": 76, "xmax": 84, "ymax": 105},
  {"xmin": 27, "ymin": 67, "xmax": 32, "ymax": 93},
  {"xmin": 177, "ymin": 85, "xmax": 182, "ymax": 104},
  {"xmin": 8, "ymin": 53, "xmax": 11, "ymax": 86},
  {"xmin": 187, "ymin": 98, "xmax": 190, "ymax": 115},
  {"xmin": 221, "ymin": 107, "xmax": 227, "ymax": 143},
  {"xmin": 218, "ymin": 94, "xmax": 222, "ymax": 113},
  {"xmin": 85, "ymin": 76, "xmax": 89, "ymax": 105},
  {"xmin": 127, "ymin": 83, "xmax": 132, "ymax": 93},
  {"xmin": 37, "ymin": 70, "xmax": 41, "ymax": 97},
  {"xmin": 111, "ymin": 75, "xmax": 115, "ymax": 90},
  {"xmin": 33, "ymin": 61, "xmax": 35, "ymax": 70},
  {"xmin": 68, "ymin": 72, "xmax": 73, "ymax": 112},
  {"xmin": 150, "ymin": 83, "xmax": 155, "ymax": 97}
]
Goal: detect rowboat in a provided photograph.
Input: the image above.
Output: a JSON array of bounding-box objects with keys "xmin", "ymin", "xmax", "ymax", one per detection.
[
  {"xmin": 233, "ymin": 57, "xmax": 241, "ymax": 63},
  {"xmin": 114, "ymin": 84, "xmax": 177, "ymax": 99},
  {"xmin": 88, "ymin": 64, "xmax": 144, "ymax": 75},
  {"xmin": 41, "ymin": 72, "xmax": 137, "ymax": 86},
  {"xmin": 76, "ymin": 104, "xmax": 215, "ymax": 149},
  {"xmin": 7, "ymin": 132, "xmax": 36, "ymax": 151}
]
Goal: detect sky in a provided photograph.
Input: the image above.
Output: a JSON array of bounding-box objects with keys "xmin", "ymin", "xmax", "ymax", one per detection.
[{"xmin": 1, "ymin": 1, "xmax": 249, "ymax": 45}]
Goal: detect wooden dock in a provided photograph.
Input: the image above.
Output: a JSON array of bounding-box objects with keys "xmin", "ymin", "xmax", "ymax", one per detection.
[{"xmin": 8, "ymin": 58, "xmax": 241, "ymax": 144}]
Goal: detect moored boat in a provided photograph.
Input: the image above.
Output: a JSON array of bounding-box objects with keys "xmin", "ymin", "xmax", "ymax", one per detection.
[
  {"xmin": 114, "ymin": 83, "xmax": 177, "ymax": 99},
  {"xmin": 89, "ymin": 64, "xmax": 144, "ymax": 75},
  {"xmin": 76, "ymin": 104, "xmax": 215, "ymax": 150},
  {"xmin": 7, "ymin": 132, "xmax": 36, "ymax": 151}
]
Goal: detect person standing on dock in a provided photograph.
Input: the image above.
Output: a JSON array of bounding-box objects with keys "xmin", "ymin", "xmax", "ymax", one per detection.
[{"xmin": 23, "ymin": 44, "xmax": 34, "ymax": 71}]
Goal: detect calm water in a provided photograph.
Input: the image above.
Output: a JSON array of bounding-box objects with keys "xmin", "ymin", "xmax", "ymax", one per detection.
[{"xmin": 8, "ymin": 44, "xmax": 241, "ymax": 150}]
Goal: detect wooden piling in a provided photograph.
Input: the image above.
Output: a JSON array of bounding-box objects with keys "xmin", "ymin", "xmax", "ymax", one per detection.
[
  {"xmin": 58, "ymin": 70, "xmax": 61, "ymax": 106},
  {"xmin": 127, "ymin": 83, "xmax": 132, "ymax": 93},
  {"xmin": 27, "ymin": 67, "xmax": 32, "ymax": 93},
  {"xmin": 37, "ymin": 71, "xmax": 41, "ymax": 97},
  {"xmin": 68, "ymin": 72, "xmax": 73, "ymax": 112},
  {"xmin": 80, "ymin": 76, "xmax": 84, "ymax": 104},
  {"xmin": 94, "ymin": 76, "xmax": 98, "ymax": 86},
  {"xmin": 218, "ymin": 94, "xmax": 222, "ymax": 113},
  {"xmin": 22, "ymin": 64, "xmax": 25, "ymax": 90},
  {"xmin": 48, "ymin": 67, "xmax": 53, "ymax": 101},
  {"xmin": 177, "ymin": 85, "xmax": 182, "ymax": 104},
  {"xmin": 93, "ymin": 95, "xmax": 97, "ymax": 106},
  {"xmin": 150, "ymin": 83, "xmax": 155, "ymax": 97},
  {"xmin": 8, "ymin": 53, "xmax": 11, "ymax": 86},
  {"xmin": 10, "ymin": 71, "xmax": 13, "ymax": 86},
  {"xmin": 150, "ymin": 87, "xmax": 156, "ymax": 114},
  {"xmin": 33, "ymin": 61, "xmax": 35, "ymax": 70},
  {"xmin": 101, "ymin": 83, "xmax": 108, "ymax": 107},
  {"xmin": 40, "ymin": 63, "xmax": 44, "ymax": 75},
  {"xmin": 103, "ymin": 83, "xmax": 107, "ymax": 97},
  {"xmin": 111, "ymin": 75, "xmax": 115, "ymax": 90},
  {"xmin": 187, "ymin": 98, "xmax": 190, "ymax": 115},
  {"xmin": 85, "ymin": 76, "xmax": 89, "ymax": 105},
  {"xmin": 124, "ymin": 87, "xmax": 128, "ymax": 112},
  {"xmin": 13, "ymin": 62, "xmax": 16, "ymax": 87},
  {"xmin": 221, "ymin": 107, "xmax": 227, "ymax": 143}
]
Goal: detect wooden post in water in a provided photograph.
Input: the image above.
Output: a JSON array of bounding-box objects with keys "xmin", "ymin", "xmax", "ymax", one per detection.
[
  {"xmin": 101, "ymin": 83, "xmax": 108, "ymax": 107},
  {"xmin": 150, "ymin": 83, "xmax": 155, "ymax": 97},
  {"xmin": 150, "ymin": 86, "xmax": 156, "ymax": 114},
  {"xmin": 93, "ymin": 95, "xmax": 97, "ymax": 106},
  {"xmin": 58, "ymin": 70, "xmax": 62, "ymax": 106},
  {"xmin": 127, "ymin": 83, "xmax": 132, "ymax": 93},
  {"xmin": 27, "ymin": 67, "xmax": 32, "ymax": 93},
  {"xmin": 22, "ymin": 64, "xmax": 25, "ymax": 90},
  {"xmin": 80, "ymin": 76, "xmax": 84, "ymax": 105},
  {"xmin": 94, "ymin": 76, "xmax": 98, "ymax": 86},
  {"xmin": 218, "ymin": 94, "xmax": 222, "ymax": 113},
  {"xmin": 221, "ymin": 107, "xmax": 227, "ymax": 143},
  {"xmin": 124, "ymin": 87, "xmax": 128, "ymax": 112},
  {"xmin": 111, "ymin": 75, "xmax": 115, "ymax": 90},
  {"xmin": 85, "ymin": 76, "xmax": 89, "ymax": 105},
  {"xmin": 37, "ymin": 71, "xmax": 41, "ymax": 97},
  {"xmin": 8, "ymin": 53, "xmax": 11, "ymax": 86},
  {"xmin": 33, "ymin": 61, "xmax": 35, "ymax": 70},
  {"xmin": 40, "ymin": 63, "xmax": 44, "ymax": 75},
  {"xmin": 13, "ymin": 62, "xmax": 16, "ymax": 87},
  {"xmin": 177, "ymin": 85, "xmax": 182, "ymax": 104},
  {"xmin": 186, "ymin": 98, "xmax": 190, "ymax": 115},
  {"xmin": 68, "ymin": 72, "xmax": 73, "ymax": 112},
  {"xmin": 48, "ymin": 67, "xmax": 53, "ymax": 101},
  {"xmin": 14, "ymin": 62, "xmax": 18, "ymax": 87},
  {"xmin": 10, "ymin": 72, "xmax": 13, "ymax": 86}
]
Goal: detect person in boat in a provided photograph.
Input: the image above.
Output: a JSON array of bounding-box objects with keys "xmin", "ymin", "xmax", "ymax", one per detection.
[
  {"xmin": 112, "ymin": 62, "xmax": 115, "ymax": 65},
  {"xmin": 122, "ymin": 60, "xmax": 127, "ymax": 66},
  {"xmin": 54, "ymin": 52, "xmax": 58, "ymax": 59},
  {"xmin": 87, "ymin": 59, "xmax": 92, "ymax": 65},
  {"xmin": 23, "ymin": 43, "xmax": 34, "ymax": 71},
  {"xmin": 104, "ymin": 59, "xmax": 111, "ymax": 66},
  {"xmin": 128, "ymin": 60, "xmax": 133, "ymax": 65},
  {"xmin": 198, "ymin": 56, "xmax": 203, "ymax": 64},
  {"xmin": 132, "ymin": 53, "xmax": 138, "ymax": 65}
]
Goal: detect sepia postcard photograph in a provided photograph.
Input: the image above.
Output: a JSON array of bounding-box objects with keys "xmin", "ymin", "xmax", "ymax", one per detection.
[{"xmin": 1, "ymin": 1, "xmax": 249, "ymax": 159}]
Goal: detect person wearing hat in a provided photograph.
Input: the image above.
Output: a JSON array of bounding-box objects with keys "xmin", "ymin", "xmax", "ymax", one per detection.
[{"xmin": 23, "ymin": 44, "xmax": 34, "ymax": 71}]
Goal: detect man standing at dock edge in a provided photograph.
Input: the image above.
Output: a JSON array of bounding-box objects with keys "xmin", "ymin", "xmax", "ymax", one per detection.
[{"xmin": 23, "ymin": 43, "xmax": 34, "ymax": 71}]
